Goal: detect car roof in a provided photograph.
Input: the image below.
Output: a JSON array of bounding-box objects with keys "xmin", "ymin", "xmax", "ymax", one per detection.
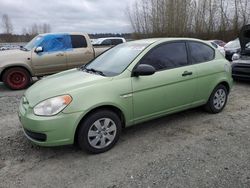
[
  {"xmin": 97, "ymin": 37, "xmax": 125, "ymax": 40},
  {"xmin": 127, "ymin": 38, "xmax": 209, "ymax": 46},
  {"xmin": 39, "ymin": 32, "xmax": 87, "ymax": 36}
]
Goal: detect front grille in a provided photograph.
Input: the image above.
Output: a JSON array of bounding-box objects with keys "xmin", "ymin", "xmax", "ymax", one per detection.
[
  {"xmin": 24, "ymin": 129, "xmax": 47, "ymax": 142},
  {"xmin": 232, "ymin": 63, "xmax": 250, "ymax": 76}
]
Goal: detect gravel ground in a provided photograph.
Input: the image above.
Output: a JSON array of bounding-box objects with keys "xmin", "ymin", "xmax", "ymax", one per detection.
[{"xmin": 0, "ymin": 81, "xmax": 250, "ymax": 188}]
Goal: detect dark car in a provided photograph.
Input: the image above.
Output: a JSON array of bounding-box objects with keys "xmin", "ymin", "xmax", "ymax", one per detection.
[{"xmin": 232, "ymin": 25, "xmax": 250, "ymax": 80}]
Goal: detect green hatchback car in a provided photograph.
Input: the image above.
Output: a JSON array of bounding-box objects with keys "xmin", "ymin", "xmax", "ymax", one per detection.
[{"xmin": 19, "ymin": 38, "xmax": 233, "ymax": 153}]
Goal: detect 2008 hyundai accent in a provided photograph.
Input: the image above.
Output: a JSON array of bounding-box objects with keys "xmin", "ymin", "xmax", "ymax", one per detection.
[{"xmin": 19, "ymin": 38, "xmax": 233, "ymax": 153}]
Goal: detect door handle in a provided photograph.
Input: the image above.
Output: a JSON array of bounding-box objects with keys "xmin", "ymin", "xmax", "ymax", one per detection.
[
  {"xmin": 56, "ymin": 53, "xmax": 64, "ymax": 56},
  {"xmin": 182, "ymin": 71, "xmax": 193, "ymax": 77}
]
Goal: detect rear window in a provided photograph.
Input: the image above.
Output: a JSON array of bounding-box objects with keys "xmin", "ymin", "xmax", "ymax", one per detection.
[
  {"xmin": 70, "ymin": 35, "xmax": 87, "ymax": 48},
  {"xmin": 188, "ymin": 42, "xmax": 215, "ymax": 63}
]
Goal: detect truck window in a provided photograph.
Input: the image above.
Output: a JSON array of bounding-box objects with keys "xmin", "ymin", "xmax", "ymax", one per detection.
[{"xmin": 70, "ymin": 35, "xmax": 87, "ymax": 48}]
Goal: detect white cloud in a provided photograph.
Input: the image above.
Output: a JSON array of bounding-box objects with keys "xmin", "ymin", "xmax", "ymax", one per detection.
[{"xmin": 0, "ymin": 0, "xmax": 135, "ymax": 34}]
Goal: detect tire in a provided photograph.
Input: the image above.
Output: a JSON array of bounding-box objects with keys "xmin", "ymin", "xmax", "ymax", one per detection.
[
  {"xmin": 204, "ymin": 84, "xmax": 228, "ymax": 114},
  {"xmin": 2, "ymin": 67, "xmax": 31, "ymax": 90},
  {"xmin": 77, "ymin": 110, "xmax": 122, "ymax": 154}
]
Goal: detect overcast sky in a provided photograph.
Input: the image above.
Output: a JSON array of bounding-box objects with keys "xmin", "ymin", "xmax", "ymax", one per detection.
[{"xmin": 0, "ymin": 0, "xmax": 135, "ymax": 34}]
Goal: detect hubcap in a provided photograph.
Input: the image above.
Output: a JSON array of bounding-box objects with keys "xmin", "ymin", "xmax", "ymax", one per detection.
[
  {"xmin": 213, "ymin": 89, "xmax": 226, "ymax": 110},
  {"xmin": 8, "ymin": 72, "xmax": 27, "ymax": 88},
  {"xmin": 87, "ymin": 118, "xmax": 117, "ymax": 149}
]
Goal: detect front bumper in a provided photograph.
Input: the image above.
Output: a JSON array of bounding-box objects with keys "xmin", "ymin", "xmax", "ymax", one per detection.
[
  {"xmin": 232, "ymin": 63, "xmax": 250, "ymax": 80},
  {"xmin": 18, "ymin": 99, "xmax": 83, "ymax": 147}
]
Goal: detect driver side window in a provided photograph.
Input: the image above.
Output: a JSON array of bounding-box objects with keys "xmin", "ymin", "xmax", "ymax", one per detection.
[
  {"xmin": 42, "ymin": 37, "xmax": 65, "ymax": 53},
  {"xmin": 140, "ymin": 42, "xmax": 188, "ymax": 71}
]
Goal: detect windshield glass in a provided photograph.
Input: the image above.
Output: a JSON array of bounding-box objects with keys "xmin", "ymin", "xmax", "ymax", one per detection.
[
  {"xmin": 85, "ymin": 42, "xmax": 149, "ymax": 76},
  {"xmin": 24, "ymin": 35, "xmax": 43, "ymax": 51}
]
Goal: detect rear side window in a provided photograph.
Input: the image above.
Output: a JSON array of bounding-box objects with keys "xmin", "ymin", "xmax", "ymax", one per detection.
[
  {"xmin": 211, "ymin": 42, "xmax": 218, "ymax": 48},
  {"xmin": 70, "ymin": 35, "xmax": 87, "ymax": 48},
  {"xmin": 111, "ymin": 39, "xmax": 123, "ymax": 45},
  {"xmin": 188, "ymin": 42, "xmax": 215, "ymax": 64},
  {"xmin": 140, "ymin": 42, "xmax": 188, "ymax": 71}
]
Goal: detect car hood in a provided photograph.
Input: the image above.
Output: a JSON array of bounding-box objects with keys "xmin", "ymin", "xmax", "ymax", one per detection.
[
  {"xmin": 25, "ymin": 69, "xmax": 112, "ymax": 107},
  {"xmin": 0, "ymin": 49, "xmax": 30, "ymax": 63},
  {"xmin": 239, "ymin": 24, "xmax": 250, "ymax": 53},
  {"xmin": 224, "ymin": 39, "xmax": 240, "ymax": 52}
]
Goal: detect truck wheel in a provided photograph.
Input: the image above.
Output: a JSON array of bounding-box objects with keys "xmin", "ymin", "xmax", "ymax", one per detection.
[
  {"xmin": 204, "ymin": 84, "xmax": 228, "ymax": 114},
  {"xmin": 77, "ymin": 110, "xmax": 122, "ymax": 154},
  {"xmin": 3, "ymin": 67, "xmax": 31, "ymax": 90}
]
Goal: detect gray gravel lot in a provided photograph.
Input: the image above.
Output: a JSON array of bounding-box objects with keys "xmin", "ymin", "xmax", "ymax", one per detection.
[{"xmin": 0, "ymin": 81, "xmax": 250, "ymax": 188}]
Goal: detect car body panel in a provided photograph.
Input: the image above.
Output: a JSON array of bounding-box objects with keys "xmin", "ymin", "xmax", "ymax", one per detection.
[
  {"xmin": 0, "ymin": 49, "xmax": 34, "ymax": 77},
  {"xmin": 132, "ymin": 65, "xmax": 197, "ymax": 123}
]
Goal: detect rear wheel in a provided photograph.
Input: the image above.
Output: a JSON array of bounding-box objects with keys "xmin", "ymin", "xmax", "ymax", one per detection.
[
  {"xmin": 77, "ymin": 110, "xmax": 122, "ymax": 154},
  {"xmin": 205, "ymin": 84, "xmax": 228, "ymax": 113},
  {"xmin": 2, "ymin": 67, "xmax": 31, "ymax": 90}
]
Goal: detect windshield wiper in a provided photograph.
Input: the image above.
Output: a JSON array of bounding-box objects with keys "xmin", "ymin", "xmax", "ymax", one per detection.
[{"xmin": 82, "ymin": 67, "xmax": 106, "ymax": 76}]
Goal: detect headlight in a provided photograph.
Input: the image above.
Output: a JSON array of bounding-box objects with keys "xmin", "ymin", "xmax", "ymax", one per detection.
[
  {"xmin": 232, "ymin": 53, "xmax": 240, "ymax": 61},
  {"xmin": 34, "ymin": 95, "xmax": 72, "ymax": 116}
]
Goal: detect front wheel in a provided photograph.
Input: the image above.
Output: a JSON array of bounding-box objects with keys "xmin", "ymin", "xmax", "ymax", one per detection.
[
  {"xmin": 2, "ymin": 67, "xmax": 31, "ymax": 90},
  {"xmin": 205, "ymin": 84, "xmax": 228, "ymax": 113},
  {"xmin": 77, "ymin": 110, "xmax": 122, "ymax": 154}
]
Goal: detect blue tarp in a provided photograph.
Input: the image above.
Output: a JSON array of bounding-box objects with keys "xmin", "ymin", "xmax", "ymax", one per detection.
[{"xmin": 38, "ymin": 34, "xmax": 72, "ymax": 53}]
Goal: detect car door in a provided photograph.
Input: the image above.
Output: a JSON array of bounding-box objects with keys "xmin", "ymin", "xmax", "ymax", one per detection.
[
  {"xmin": 31, "ymin": 35, "xmax": 68, "ymax": 75},
  {"xmin": 66, "ymin": 35, "xmax": 94, "ymax": 69},
  {"xmin": 131, "ymin": 42, "xmax": 197, "ymax": 123}
]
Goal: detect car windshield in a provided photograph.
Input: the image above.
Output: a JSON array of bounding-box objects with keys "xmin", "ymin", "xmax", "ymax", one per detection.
[
  {"xmin": 24, "ymin": 35, "xmax": 44, "ymax": 51},
  {"xmin": 85, "ymin": 42, "xmax": 149, "ymax": 76}
]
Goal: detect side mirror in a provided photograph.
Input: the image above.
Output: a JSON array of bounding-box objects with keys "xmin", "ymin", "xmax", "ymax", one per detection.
[
  {"xmin": 133, "ymin": 64, "xmax": 156, "ymax": 77},
  {"xmin": 35, "ymin": 46, "xmax": 43, "ymax": 53}
]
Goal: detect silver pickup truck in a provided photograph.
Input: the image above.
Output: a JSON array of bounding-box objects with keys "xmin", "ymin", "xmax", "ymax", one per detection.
[{"xmin": 0, "ymin": 33, "xmax": 108, "ymax": 90}]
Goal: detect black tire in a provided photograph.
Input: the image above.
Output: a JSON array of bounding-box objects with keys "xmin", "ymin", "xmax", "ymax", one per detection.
[
  {"xmin": 2, "ymin": 67, "xmax": 31, "ymax": 90},
  {"xmin": 77, "ymin": 110, "xmax": 122, "ymax": 154},
  {"xmin": 204, "ymin": 84, "xmax": 228, "ymax": 114}
]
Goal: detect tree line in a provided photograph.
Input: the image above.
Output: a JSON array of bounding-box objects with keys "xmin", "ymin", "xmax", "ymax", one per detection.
[
  {"xmin": 127, "ymin": 0, "xmax": 250, "ymax": 41},
  {"xmin": 0, "ymin": 14, "xmax": 51, "ymax": 42}
]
